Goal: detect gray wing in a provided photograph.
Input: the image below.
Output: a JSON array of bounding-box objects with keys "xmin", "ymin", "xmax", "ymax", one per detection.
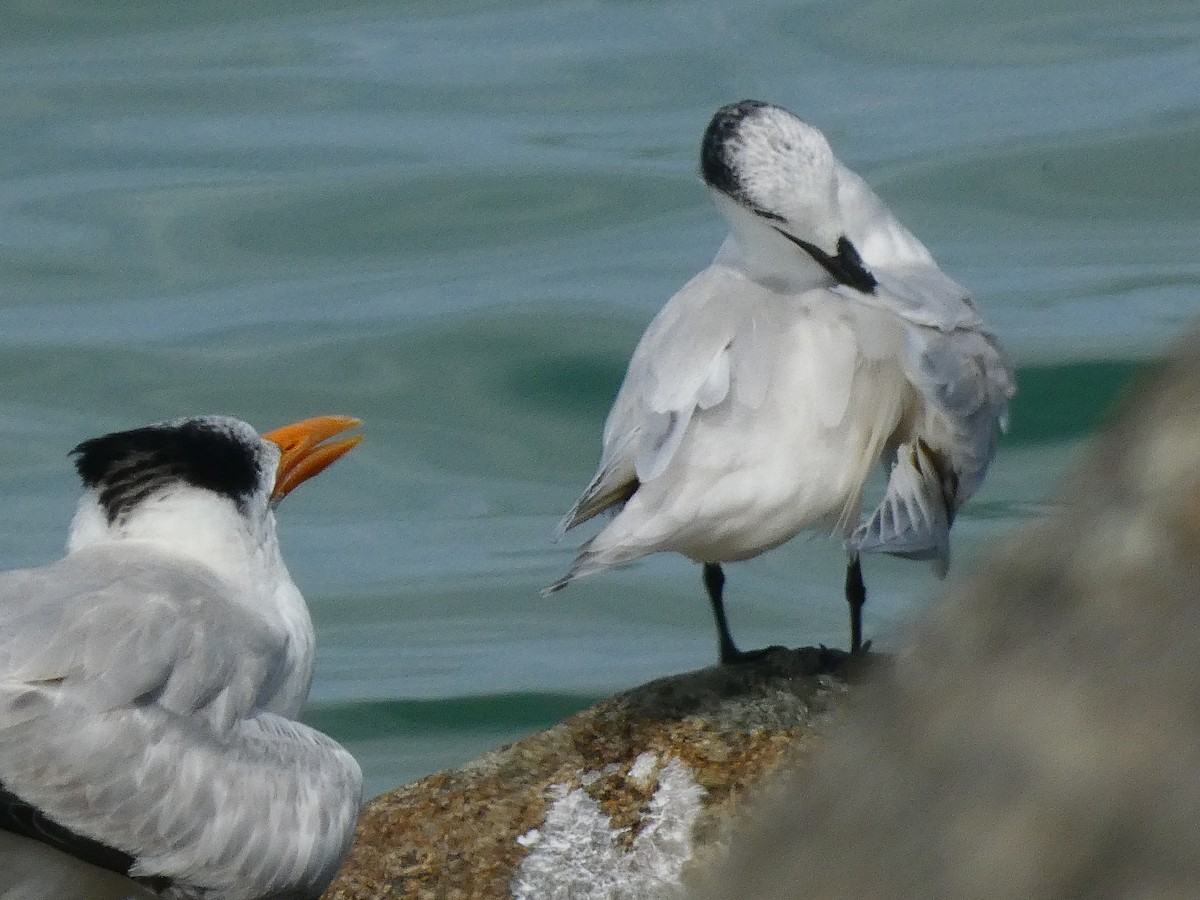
[
  {"xmin": 850, "ymin": 321, "xmax": 1015, "ymax": 574},
  {"xmin": 557, "ymin": 264, "xmax": 765, "ymax": 533},
  {"xmin": 0, "ymin": 547, "xmax": 286, "ymax": 731},
  {"xmin": 833, "ymin": 162, "xmax": 1015, "ymax": 570},
  {"xmin": 0, "ymin": 546, "xmax": 362, "ymax": 898},
  {"xmin": 908, "ymin": 324, "xmax": 1015, "ymax": 502}
]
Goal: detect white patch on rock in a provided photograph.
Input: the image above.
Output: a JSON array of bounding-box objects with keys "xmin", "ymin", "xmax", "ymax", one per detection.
[
  {"xmin": 510, "ymin": 757, "xmax": 706, "ymax": 900},
  {"xmin": 516, "ymin": 828, "xmax": 541, "ymax": 848},
  {"xmin": 581, "ymin": 762, "xmax": 624, "ymax": 787},
  {"xmin": 627, "ymin": 752, "xmax": 659, "ymax": 787}
]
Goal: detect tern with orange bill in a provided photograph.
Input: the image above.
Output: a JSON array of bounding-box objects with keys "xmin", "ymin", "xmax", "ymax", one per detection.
[{"xmin": 0, "ymin": 414, "xmax": 363, "ymax": 900}]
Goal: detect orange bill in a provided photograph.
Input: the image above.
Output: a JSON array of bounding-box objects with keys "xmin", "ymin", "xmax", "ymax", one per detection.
[{"xmin": 261, "ymin": 415, "xmax": 363, "ymax": 503}]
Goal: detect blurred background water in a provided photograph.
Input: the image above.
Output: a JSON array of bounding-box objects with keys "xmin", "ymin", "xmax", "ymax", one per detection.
[{"xmin": 2, "ymin": 0, "xmax": 1197, "ymax": 797}]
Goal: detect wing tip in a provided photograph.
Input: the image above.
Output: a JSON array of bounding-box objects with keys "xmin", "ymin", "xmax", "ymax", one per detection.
[
  {"xmin": 848, "ymin": 525, "xmax": 950, "ymax": 573},
  {"xmin": 541, "ymin": 575, "xmax": 570, "ymax": 598},
  {"xmin": 848, "ymin": 439, "xmax": 953, "ymax": 571},
  {"xmin": 553, "ymin": 508, "xmax": 581, "ymax": 541}
]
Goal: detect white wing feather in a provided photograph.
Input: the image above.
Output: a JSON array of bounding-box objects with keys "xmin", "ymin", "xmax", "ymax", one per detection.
[
  {"xmin": 850, "ymin": 440, "xmax": 953, "ymax": 576},
  {"xmin": 558, "ymin": 265, "xmax": 755, "ymax": 533}
]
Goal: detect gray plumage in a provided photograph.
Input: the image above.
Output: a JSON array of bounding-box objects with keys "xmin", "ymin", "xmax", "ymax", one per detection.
[{"xmin": 0, "ymin": 415, "xmax": 363, "ymax": 899}]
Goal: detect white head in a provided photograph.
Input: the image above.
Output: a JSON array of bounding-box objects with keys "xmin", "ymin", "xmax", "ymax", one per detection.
[
  {"xmin": 700, "ymin": 100, "xmax": 877, "ymax": 294},
  {"xmin": 66, "ymin": 414, "xmax": 362, "ymax": 566},
  {"xmin": 65, "ymin": 414, "xmax": 362, "ymax": 714}
]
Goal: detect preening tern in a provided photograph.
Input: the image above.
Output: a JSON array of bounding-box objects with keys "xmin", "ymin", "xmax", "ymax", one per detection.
[{"xmin": 551, "ymin": 99, "xmax": 1013, "ymax": 662}]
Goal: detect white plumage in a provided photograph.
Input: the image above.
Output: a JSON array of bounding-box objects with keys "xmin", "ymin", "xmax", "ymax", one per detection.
[
  {"xmin": 0, "ymin": 414, "xmax": 364, "ymax": 899},
  {"xmin": 551, "ymin": 100, "xmax": 1013, "ymax": 660}
]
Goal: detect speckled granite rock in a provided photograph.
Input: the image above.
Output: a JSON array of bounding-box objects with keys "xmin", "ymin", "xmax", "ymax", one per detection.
[{"xmin": 323, "ymin": 646, "xmax": 864, "ymax": 900}]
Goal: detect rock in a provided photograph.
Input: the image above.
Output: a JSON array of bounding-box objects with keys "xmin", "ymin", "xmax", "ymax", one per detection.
[
  {"xmin": 687, "ymin": 325, "xmax": 1200, "ymax": 900},
  {"xmin": 323, "ymin": 646, "xmax": 862, "ymax": 900}
]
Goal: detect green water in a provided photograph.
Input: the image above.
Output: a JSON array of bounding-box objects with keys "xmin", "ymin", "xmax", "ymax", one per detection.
[{"xmin": 2, "ymin": 0, "xmax": 1197, "ymax": 796}]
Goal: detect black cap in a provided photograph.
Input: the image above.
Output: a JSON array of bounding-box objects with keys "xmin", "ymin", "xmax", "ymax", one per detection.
[{"xmin": 72, "ymin": 417, "xmax": 263, "ymax": 523}]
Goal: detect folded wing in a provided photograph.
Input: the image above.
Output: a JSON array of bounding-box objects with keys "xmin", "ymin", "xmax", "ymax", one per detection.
[
  {"xmin": 557, "ymin": 265, "xmax": 758, "ymax": 535},
  {"xmin": 836, "ymin": 164, "xmax": 1015, "ymax": 571},
  {"xmin": 0, "ymin": 545, "xmax": 362, "ymax": 898}
]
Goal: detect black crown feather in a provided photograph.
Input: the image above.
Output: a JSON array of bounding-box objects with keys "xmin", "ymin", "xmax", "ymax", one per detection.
[{"xmin": 71, "ymin": 419, "xmax": 262, "ymax": 524}]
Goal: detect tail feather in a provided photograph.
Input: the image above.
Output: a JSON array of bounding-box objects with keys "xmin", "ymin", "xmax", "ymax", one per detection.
[
  {"xmin": 543, "ymin": 535, "xmax": 652, "ymax": 598},
  {"xmin": 541, "ymin": 567, "xmax": 579, "ymax": 597},
  {"xmin": 542, "ymin": 537, "xmax": 603, "ymax": 598}
]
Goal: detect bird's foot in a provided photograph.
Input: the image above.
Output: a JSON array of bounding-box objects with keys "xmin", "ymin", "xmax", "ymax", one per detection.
[{"xmin": 719, "ymin": 643, "xmax": 789, "ymax": 665}]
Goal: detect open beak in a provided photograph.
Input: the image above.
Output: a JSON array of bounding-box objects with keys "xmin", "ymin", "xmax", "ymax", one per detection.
[{"xmin": 261, "ymin": 415, "xmax": 363, "ymax": 504}]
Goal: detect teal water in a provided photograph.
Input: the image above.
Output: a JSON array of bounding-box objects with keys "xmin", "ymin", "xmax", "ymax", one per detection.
[{"xmin": 2, "ymin": 0, "xmax": 1197, "ymax": 797}]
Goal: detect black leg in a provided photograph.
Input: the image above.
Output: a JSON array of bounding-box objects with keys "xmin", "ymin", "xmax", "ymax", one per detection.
[
  {"xmin": 703, "ymin": 563, "xmax": 744, "ymax": 664},
  {"xmin": 845, "ymin": 555, "xmax": 866, "ymax": 653}
]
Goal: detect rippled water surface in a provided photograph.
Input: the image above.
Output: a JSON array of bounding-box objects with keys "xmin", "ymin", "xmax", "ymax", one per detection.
[{"xmin": 3, "ymin": 0, "xmax": 1198, "ymax": 796}]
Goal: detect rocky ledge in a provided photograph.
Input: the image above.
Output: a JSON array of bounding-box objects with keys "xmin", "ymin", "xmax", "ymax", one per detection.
[{"xmin": 324, "ymin": 646, "xmax": 868, "ymax": 900}]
